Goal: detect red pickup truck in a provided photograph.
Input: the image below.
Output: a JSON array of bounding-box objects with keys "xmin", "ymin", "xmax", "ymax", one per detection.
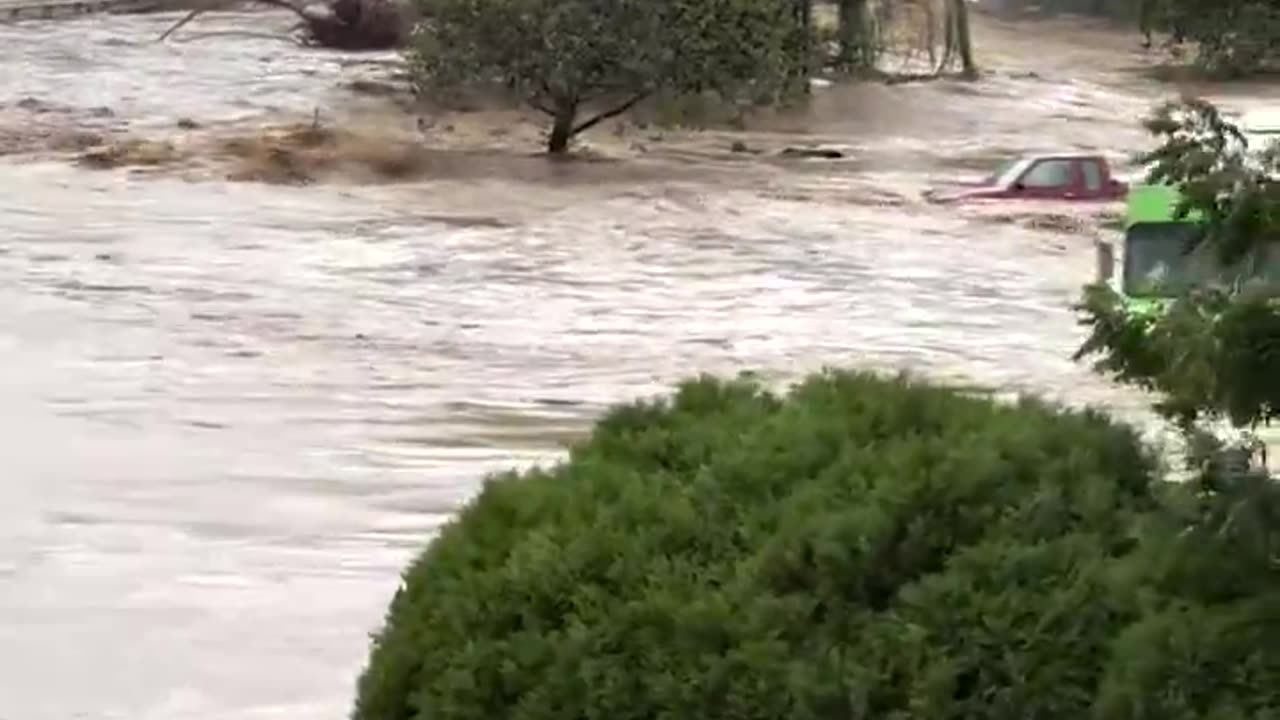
[{"xmin": 923, "ymin": 153, "xmax": 1127, "ymax": 204}]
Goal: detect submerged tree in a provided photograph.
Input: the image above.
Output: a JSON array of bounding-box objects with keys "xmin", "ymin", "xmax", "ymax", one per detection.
[
  {"xmin": 408, "ymin": 0, "xmax": 807, "ymax": 153},
  {"xmin": 833, "ymin": 0, "xmax": 977, "ymax": 80},
  {"xmin": 836, "ymin": 0, "xmax": 877, "ymax": 71}
]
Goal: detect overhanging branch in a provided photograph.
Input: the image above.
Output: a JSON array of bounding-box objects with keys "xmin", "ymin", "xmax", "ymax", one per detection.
[
  {"xmin": 571, "ymin": 91, "xmax": 651, "ymax": 135},
  {"xmin": 158, "ymin": 0, "xmax": 311, "ymax": 42},
  {"xmin": 527, "ymin": 96, "xmax": 555, "ymax": 115}
]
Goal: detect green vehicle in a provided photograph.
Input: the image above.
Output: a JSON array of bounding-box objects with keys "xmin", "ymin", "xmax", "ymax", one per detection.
[
  {"xmin": 1095, "ymin": 182, "xmax": 1280, "ymax": 307},
  {"xmin": 1093, "ymin": 182, "xmax": 1280, "ymax": 473}
]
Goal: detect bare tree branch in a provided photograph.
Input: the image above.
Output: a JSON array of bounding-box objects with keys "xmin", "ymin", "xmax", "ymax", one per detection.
[
  {"xmin": 159, "ymin": 5, "xmax": 214, "ymax": 41},
  {"xmin": 526, "ymin": 96, "xmax": 555, "ymax": 115},
  {"xmin": 170, "ymin": 30, "xmax": 305, "ymax": 44},
  {"xmin": 571, "ymin": 91, "xmax": 649, "ymax": 135},
  {"xmin": 158, "ymin": 0, "xmax": 312, "ymax": 42}
]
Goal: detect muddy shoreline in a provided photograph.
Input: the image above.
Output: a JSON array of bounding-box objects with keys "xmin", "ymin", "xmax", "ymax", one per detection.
[{"xmin": 5, "ymin": 8, "xmax": 1276, "ymax": 192}]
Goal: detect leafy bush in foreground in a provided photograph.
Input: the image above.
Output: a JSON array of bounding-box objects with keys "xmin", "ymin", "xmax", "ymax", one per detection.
[
  {"xmin": 354, "ymin": 370, "xmax": 1279, "ymax": 720},
  {"xmin": 1076, "ymin": 283, "xmax": 1280, "ymax": 429}
]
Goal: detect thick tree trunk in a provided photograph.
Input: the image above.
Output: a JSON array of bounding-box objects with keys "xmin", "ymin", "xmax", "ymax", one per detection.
[
  {"xmin": 940, "ymin": 0, "xmax": 977, "ymax": 78},
  {"xmin": 837, "ymin": 0, "xmax": 873, "ymax": 70},
  {"xmin": 794, "ymin": 0, "xmax": 812, "ymax": 44},
  {"xmin": 547, "ymin": 101, "xmax": 577, "ymax": 154},
  {"xmin": 936, "ymin": 1, "xmax": 955, "ymax": 74},
  {"xmin": 1139, "ymin": 0, "xmax": 1157, "ymax": 46},
  {"xmin": 794, "ymin": 0, "xmax": 813, "ymax": 87},
  {"xmin": 951, "ymin": 0, "xmax": 977, "ymax": 77}
]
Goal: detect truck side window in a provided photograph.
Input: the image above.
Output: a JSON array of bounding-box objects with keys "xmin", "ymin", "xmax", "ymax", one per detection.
[
  {"xmin": 1082, "ymin": 161, "xmax": 1103, "ymax": 191},
  {"xmin": 1019, "ymin": 159, "xmax": 1072, "ymax": 188}
]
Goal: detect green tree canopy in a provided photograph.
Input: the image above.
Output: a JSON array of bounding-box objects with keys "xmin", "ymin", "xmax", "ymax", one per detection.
[
  {"xmin": 1076, "ymin": 99, "xmax": 1280, "ymax": 436},
  {"xmin": 1074, "ymin": 99, "xmax": 1279, "ymax": 610},
  {"xmin": 1140, "ymin": 98, "xmax": 1280, "ymax": 264},
  {"xmin": 353, "ymin": 370, "xmax": 1280, "ymax": 720},
  {"xmin": 1142, "ymin": 0, "xmax": 1280, "ymax": 76},
  {"xmin": 408, "ymin": 0, "xmax": 807, "ymax": 153}
]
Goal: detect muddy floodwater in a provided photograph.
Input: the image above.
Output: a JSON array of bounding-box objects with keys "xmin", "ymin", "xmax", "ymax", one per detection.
[{"xmin": 1, "ymin": 9, "xmax": 1278, "ymax": 720}]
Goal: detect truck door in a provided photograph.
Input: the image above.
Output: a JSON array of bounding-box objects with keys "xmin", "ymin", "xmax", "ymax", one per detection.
[{"xmin": 1013, "ymin": 157, "xmax": 1075, "ymax": 199}]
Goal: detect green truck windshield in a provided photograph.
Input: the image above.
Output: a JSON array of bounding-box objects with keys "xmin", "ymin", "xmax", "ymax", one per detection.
[
  {"xmin": 1123, "ymin": 221, "xmax": 1280, "ymax": 298},
  {"xmin": 1123, "ymin": 222, "xmax": 1209, "ymax": 297},
  {"xmin": 1121, "ymin": 183, "xmax": 1280, "ymax": 298}
]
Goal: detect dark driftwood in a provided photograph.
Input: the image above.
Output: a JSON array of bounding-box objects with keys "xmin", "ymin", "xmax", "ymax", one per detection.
[
  {"xmin": 157, "ymin": 0, "xmax": 412, "ymax": 50},
  {"xmin": 306, "ymin": 0, "xmax": 409, "ymax": 49}
]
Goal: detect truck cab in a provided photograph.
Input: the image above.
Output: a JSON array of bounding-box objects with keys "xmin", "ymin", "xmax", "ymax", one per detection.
[
  {"xmin": 1095, "ymin": 184, "xmax": 1280, "ymax": 303},
  {"xmin": 926, "ymin": 152, "xmax": 1126, "ymax": 204},
  {"xmin": 1094, "ymin": 182, "xmax": 1280, "ymax": 473}
]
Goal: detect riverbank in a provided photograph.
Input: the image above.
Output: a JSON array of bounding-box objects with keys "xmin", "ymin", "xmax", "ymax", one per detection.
[{"xmin": 11, "ymin": 6, "xmax": 1280, "ymax": 192}]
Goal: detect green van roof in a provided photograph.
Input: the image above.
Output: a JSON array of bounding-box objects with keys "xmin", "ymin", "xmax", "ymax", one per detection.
[{"xmin": 1126, "ymin": 183, "xmax": 1204, "ymax": 226}]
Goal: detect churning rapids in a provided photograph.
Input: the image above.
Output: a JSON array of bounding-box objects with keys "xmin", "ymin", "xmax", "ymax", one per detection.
[{"xmin": 1, "ymin": 9, "xmax": 1278, "ymax": 719}]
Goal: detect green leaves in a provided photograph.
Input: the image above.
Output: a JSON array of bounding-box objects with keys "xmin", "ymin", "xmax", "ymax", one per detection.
[
  {"xmin": 1074, "ymin": 100, "xmax": 1279, "ymax": 681},
  {"xmin": 1144, "ymin": 0, "xmax": 1280, "ymax": 76},
  {"xmin": 1078, "ymin": 99, "xmax": 1280, "ymax": 438},
  {"xmin": 1077, "ymin": 282, "xmax": 1280, "ymax": 429},
  {"xmin": 405, "ymin": 0, "xmax": 805, "ymax": 150},
  {"xmin": 1138, "ymin": 99, "xmax": 1280, "ymax": 266},
  {"xmin": 1094, "ymin": 597, "xmax": 1280, "ymax": 720},
  {"xmin": 350, "ymin": 370, "xmax": 1280, "ymax": 720}
]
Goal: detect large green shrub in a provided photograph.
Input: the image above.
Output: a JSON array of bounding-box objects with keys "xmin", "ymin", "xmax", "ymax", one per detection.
[{"xmin": 354, "ymin": 370, "xmax": 1277, "ymax": 720}]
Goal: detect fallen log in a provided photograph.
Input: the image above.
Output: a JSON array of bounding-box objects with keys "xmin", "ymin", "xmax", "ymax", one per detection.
[{"xmin": 158, "ymin": 0, "xmax": 413, "ymax": 50}]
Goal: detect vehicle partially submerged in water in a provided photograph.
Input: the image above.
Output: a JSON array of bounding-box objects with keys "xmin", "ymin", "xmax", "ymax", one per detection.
[
  {"xmin": 925, "ymin": 152, "xmax": 1127, "ymax": 204},
  {"xmin": 1094, "ymin": 183, "xmax": 1280, "ymax": 311},
  {"xmin": 1093, "ymin": 182, "xmax": 1280, "ymax": 472}
]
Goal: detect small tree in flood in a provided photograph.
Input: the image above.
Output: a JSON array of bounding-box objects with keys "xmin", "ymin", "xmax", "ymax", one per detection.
[{"xmin": 408, "ymin": 0, "xmax": 806, "ymax": 154}]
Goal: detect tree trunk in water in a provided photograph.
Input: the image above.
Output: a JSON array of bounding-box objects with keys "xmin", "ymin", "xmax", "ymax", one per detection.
[
  {"xmin": 837, "ymin": 0, "xmax": 872, "ymax": 71},
  {"xmin": 947, "ymin": 0, "xmax": 977, "ymax": 77},
  {"xmin": 795, "ymin": 0, "xmax": 813, "ymax": 89},
  {"xmin": 547, "ymin": 101, "xmax": 577, "ymax": 154},
  {"xmin": 936, "ymin": 1, "xmax": 955, "ymax": 74},
  {"xmin": 924, "ymin": 0, "xmax": 937, "ymax": 67},
  {"xmin": 794, "ymin": 0, "xmax": 812, "ymax": 48},
  {"xmin": 1138, "ymin": 0, "xmax": 1156, "ymax": 46}
]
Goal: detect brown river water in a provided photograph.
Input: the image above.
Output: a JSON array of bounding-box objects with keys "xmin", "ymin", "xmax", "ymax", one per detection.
[{"xmin": 2, "ymin": 9, "xmax": 1278, "ymax": 720}]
